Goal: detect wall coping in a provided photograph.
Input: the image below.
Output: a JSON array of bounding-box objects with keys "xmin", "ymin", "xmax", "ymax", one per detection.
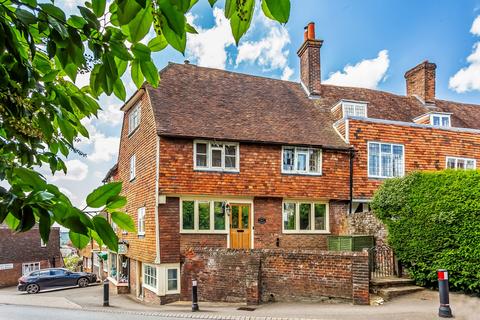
[{"xmin": 184, "ymin": 247, "xmax": 368, "ymax": 257}]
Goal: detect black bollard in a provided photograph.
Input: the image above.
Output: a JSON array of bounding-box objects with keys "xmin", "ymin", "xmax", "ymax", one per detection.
[
  {"xmin": 103, "ymin": 279, "xmax": 109, "ymax": 307},
  {"xmin": 438, "ymin": 269, "xmax": 452, "ymax": 318},
  {"xmin": 192, "ymin": 280, "xmax": 199, "ymax": 312}
]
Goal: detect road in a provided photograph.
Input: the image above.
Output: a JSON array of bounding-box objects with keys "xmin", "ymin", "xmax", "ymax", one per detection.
[{"xmin": 0, "ymin": 304, "xmax": 201, "ymax": 320}]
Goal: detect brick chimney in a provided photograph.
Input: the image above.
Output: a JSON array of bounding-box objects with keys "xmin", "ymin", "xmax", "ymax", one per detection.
[
  {"xmin": 404, "ymin": 61, "xmax": 437, "ymax": 103},
  {"xmin": 297, "ymin": 22, "xmax": 323, "ymax": 96}
]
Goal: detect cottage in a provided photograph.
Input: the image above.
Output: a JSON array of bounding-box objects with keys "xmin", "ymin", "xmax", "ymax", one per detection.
[{"xmin": 104, "ymin": 23, "xmax": 480, "ymax": 304}]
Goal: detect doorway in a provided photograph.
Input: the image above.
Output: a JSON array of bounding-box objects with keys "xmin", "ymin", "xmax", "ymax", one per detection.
[{"xmin": 229, "ymin": 204, "xmax": 251, "ymax": 249}]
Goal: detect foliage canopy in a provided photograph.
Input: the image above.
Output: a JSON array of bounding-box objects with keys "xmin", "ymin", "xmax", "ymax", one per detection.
[
  {"xmin": 0, "ymin": 0, "xmax": 290, "ymax": 251},
  {"xmin": 371, "ymin": 170, "xmax": 480, "ymax": 293}
]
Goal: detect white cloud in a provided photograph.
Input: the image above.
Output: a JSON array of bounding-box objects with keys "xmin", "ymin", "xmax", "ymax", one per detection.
[
  {"xmin": 324, "ymin": 50, "xmax": 390, "ymax": 89},
  {"xmin": 87, "ymin": 134, "xmax": 120, "ymax": 162},
  {"xmin": 281, "ymin": 66, "xmax": 294, "ymax": 81},
  {"xmin": 449, "ymin": 16, "xmax": 480, "ymax": 93},
  {"xmin": 98, "ymin": 102, "xmax": 123, "ymax": 126},
  {"xmin": 51, "ymin": 160, "xmax": 88, "ymax": 181},
  {"xmin": 186, "ymin": 8, "xmax": 235, "ymax": 69}
]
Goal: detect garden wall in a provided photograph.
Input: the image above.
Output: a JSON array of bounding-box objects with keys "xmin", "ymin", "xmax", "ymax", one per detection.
[{"xmin": 181, "ymin": 248, "xmax": 369, "ymax": 305}]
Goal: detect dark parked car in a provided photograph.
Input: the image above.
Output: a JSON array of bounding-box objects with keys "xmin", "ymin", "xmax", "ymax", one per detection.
[{"xmin": 18, "ymin": 268, "xmax": 97, "ymax": 294}]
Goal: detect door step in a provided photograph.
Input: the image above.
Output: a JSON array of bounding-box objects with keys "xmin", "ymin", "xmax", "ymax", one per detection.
[
  {"xmin": 371, "ymin": 277, "xmax": 415, "ymax": 288},
  {"xmin": 377, "ymin": 285, "xmax": 424, "ymax": 301}
]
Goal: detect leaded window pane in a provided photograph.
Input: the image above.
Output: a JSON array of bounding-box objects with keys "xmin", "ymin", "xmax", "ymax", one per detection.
[
  {"xmin": 314, "ymin": 204, "xmax": 326, "ymax": 230},
  {"xmin": 182, "ymin": 201, "xmax": 194, "ymax": 230},
  {"xmin": 299, "ymin": 203, "xmax": 311, "ymax": 230},
  {"xmin": 283, "ymin": 203, "xmax": 296, "ymax": 230},
  {"xmin": 214, "ymin": 202, "xmax": 225, "ymax": 230},
  {"xmin": 198, "ymin": 202, "xmax": 210, "ymax": 230}
]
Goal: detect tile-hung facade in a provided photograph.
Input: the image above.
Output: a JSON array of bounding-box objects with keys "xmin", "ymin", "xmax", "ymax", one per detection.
[{"xmin": 104, "ymin": 22, "xmax": 480, "ymax": 303}]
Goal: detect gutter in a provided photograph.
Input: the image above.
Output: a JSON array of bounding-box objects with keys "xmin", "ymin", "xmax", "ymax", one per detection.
[{"xmin": 154, "ymin": 135, "xmax": 161, "ymax": 264}]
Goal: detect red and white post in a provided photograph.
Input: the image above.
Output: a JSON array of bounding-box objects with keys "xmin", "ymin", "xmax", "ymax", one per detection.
[{"xmin": 438, "ymin": 269, "xmax": 453, "ymax": 318}]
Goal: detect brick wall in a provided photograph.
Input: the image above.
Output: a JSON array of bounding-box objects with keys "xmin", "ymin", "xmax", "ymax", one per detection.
[
  {"xmin": 159, "ymin": 197, "xmax": 180, "ymax": 263},
  {"xmin": 349, "ymin": 119, "xmax": 480, "ymax": 198},
  {"xmin": 0, "ymin": 260, "xmax": 52, "ymax": 287},
  {"xmin": 116, "ymin": 91, "xmax": 158, "ymax": 264},
  {"xmin": 181, "ymin": 248, "xmax": 369, "ymax": 305},
  {"xmin": 347, "ymin": 211, "xmax": 387, "ymax": 244},
  {"xmin": 159, "ymin": 138, "xmax": 350, "ymax": 200}
]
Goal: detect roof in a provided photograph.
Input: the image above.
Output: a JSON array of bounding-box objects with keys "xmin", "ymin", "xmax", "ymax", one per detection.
[{"xmin": 144, "ymin": 63, "xmax": 480, "ymax": 148}]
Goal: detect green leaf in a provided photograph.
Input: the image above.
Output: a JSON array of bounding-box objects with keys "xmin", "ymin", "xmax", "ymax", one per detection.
[
  {"xmin": 38, "ymin": 113, "xmax": 53, "ymax": 140},
  {"xmin": 132, "ymin": 43, "xmax": 151, "ymax": 60},
  {"xmin": 15, "ymin": 9, "xmax": 37, "ymax": 25},
  {"xmin": 140, "ymin": 60, "xmax": 159, "ymax": 87},
  {"xmin": 92, "ymin": 0, "xmax": 106, "ymax": 17},
  {"xmin": 13, "ymin": 168, "xmax": 47, "ymax": 189},
  {"xmin": 113, "ymin": 78, "xmax": 126, "ymax": 101},
  {"xmin": 131, "ymin": 59, "xmax": 144, "ymax": 88},
  {"xmin": 86, "ymin": 182, "xmax": 123, "ymax": 208},
  {"xmin": 127, "ymin": 5, "xmax": 153, "ymax": 43},
  {"xmin": 18, "ymin": 206, "xmax": 36, "ymax": 232},
  {"xmin": 39, "ymin": 210, "xmax": 52, "ymax": 244},
  {"xmin": 67, "ymin": 15, "xmax": 87, "ymax": 28},
  {"xmin": 92, "ymin": 215, "xmax": 118, "ymax": 251},
  {"xmin": 159, "ymin": 0, "xmax": 185, "ymax": 36},
  {"xmin": 39, "ymin": 3, "xmax": 66, "ymax": 21},
  {"xmin": 111, "ymin": 212, "xmax": 135, "ymax": 232},
  {"xmin": 162, "ymin": 16, "xmax": 186, "ymax": 53},
  {"xmin": 110, "ymin": 41, "xmax": 133, "ymax": 60},
  {"xmin": 106, "ymin": 195, "xmax": 127, "ymax": 210},
  {"xmin": 69, "ymin": 230, "xmax": 90, "ymax": 249},
  {"xmin": 229, "ymin": 0, "xmax": 254, "ymax": 45},
  {"xmin": 208, "ymin": 0, "xmax": 217, "ymax": 7},
  {"xmin": 89, "ymin": 229, "xmax": 103, "ymax": 248},
  {"xmin": 148, "ymin": 35, "xmax": 168, "ymax": 52},
  {"xmin": 185, "ymin": 22, "xmax": 198, "ymax": 34},
  {"xmin": 224, "ymin": 0, "xmax": 236, "ymax": 18},
  {"xmin": 263, "ymin": 0, "xmax": 290, "ymax": 23},
  {"xmin": 117, "ymin": 0, "xmax": 142, "ymax": 25},
  {"xmin": 116, "ymin": 57, "xmax": 128, "ymax": 76},
  {"xmin": 103, "ymin": 53, "xmax": 118, "ymax": 80},
  {"xmin": 5, "ymin": 213, "xmax": 20, "ymax": 230}
]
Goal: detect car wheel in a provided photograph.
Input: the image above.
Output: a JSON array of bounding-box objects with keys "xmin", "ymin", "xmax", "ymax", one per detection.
[
  {"xmin": 78, "ymin": 278, "xmax": 89, "ymax": 288},
  {"xmin": 26, "ymin": 284, "xmax": 40, "ymax": 294}
]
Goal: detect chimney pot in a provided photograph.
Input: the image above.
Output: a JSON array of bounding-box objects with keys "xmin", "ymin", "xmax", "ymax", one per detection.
[
  {"xmin": 404, "ymin": 60, "xmax": 436, "ymax": 103},
  {"xmin": 307, "ymin": 22, "xmax": 315, "ymax": 40}
]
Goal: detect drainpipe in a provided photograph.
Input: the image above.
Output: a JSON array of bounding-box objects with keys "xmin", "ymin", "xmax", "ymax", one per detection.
[
  {"xmin": 154, "ymin": 135, "xmax": 161, "ymax": 264},
  {"xmin": 349, "ymin": 148, "xmax": 354, "ymax": 214}
]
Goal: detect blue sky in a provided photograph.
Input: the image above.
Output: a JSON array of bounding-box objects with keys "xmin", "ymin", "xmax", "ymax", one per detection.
[{"xmin": 53, "ymin": 0, "xmax": 480, "ymax": 207}]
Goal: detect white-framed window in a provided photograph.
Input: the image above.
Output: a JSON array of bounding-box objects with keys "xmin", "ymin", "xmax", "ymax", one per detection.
[
  {"xmin": 137, "ymin": 207, "xmax": 145, "ymax": 236},
  {"xmin": 93, "ymin": 252, "xmax": 100, "ymax": 267},
  {"xmin": 342, "ymin": 102, "xmax": 367, "ymax": 118},
  {"xmin": 22, "ymin": 262, "xmax": 40, "ymax": 275},
  {"xmin": 143, "ymin": 264, "xmax": 157, "ymax": 291},
  {"xmin": 193, "ymin": 140, "xmax": 239, "ymax": 172},
  {"xmin": 446, "ymin": 157, "xmax": 476, "ymax": 170},
  {"xmin": 166, "ymin": 268, "xmax": 179, "ymax": 293},
  {"xmin": 40, "ymin": 239, "xmax": 47, "ymax": 247},
  {"xmin": 180, "ymin": 200, "xmax": 227, "ymax": 233},
  {"xmin": 282, "ymin": 146, "xmax": 322, "ymax": 175},
  {"xmin": 430, "ymin": 114, "xmax": 451, "ymax": 127},
  {"xmin": 128, "ymin": 103, "xmax": 141, "ymax": 135},
  {"xmin": 351, "ymin": 201, "xmax": 371, "ymax": 214},
  {"xmin": 368, "ymin": 142, "xmax": 405, "ymax": 178},
  {"xmin": 129, "ymin": 154, "xmax": 136, "ymax": 181},
  {"xmin": 282, "ymin": 201, "xmax": 329, "ymax": 233}
]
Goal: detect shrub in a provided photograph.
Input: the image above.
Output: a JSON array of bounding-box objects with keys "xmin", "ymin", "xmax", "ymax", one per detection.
[{"xmin": 371, "ymin": 170, "xmax": 480, "ymax": 293}]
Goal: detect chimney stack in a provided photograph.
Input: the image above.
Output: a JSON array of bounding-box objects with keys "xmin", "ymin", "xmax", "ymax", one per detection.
[
  {"xmin": 297, "ymin": 22, "xmax": 323, "ymax": 97},
  {"xmin": 404, "ymin": 61, "xmax": 437, "ymax": 104}
]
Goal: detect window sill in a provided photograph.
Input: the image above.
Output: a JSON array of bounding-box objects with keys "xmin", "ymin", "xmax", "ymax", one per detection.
[
  {"xmin": 282, "ymin": 231, "xmax": 330, "ymax": 235},
  {"xmin": 180, "ymin": 230, "xmax": 228, "ymax": 234},
  {"xmin": 137, "ymin": 234, "xmax": 145, "ymax": 239},
  {"xmin": 194, "ymin": 168, "xmax": 240, "ymax": 174},
  {"xmin": 143, "ymin": 283, "xmax": 158, "ymax": 295},
  {"xmin": 281, "ymin": 172, "xmax": 323, "ymax": 176},
  {"xmin": 127, "ymin": 126, "xmax": 139, "ymax": 138}
]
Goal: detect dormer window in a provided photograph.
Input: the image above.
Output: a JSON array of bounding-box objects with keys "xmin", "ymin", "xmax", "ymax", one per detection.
[
  {"xmin": 342, "ymin": 102, "xmax": 367, "ymax": 118},
  {"xmin": 430, "ymin": 114, "xmax": 450, "ymax": 127}
]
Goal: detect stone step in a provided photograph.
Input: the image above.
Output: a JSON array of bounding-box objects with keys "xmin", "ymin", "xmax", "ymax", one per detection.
[
  {"xmin": 377, "ymin": 285, "xmax": 424, "ymax": 301},
  {"xmin": 370, "ymin": 277, "xmax": 415, "ymax": 288}
]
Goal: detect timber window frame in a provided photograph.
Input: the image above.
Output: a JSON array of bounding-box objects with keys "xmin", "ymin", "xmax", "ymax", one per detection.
[
  {"xmin": 137, "ymin": 207, "xmax": 146, "ymax": 236},
  {"xmin": 281, "ymin": 146, "xmax": 322, "ymax": 175},
  {"xmin": 142, "ymin": 263, "xmax": 157, "ymax": 292},
  {"xmin": 22, "ymin": 262, "xmax": 40, "ymax": 275},
  {"xmin": 180, "ymin": 199, "xmax": 227, "ymax": 234},
  {"xmin": 282, "ymin": 200, "xmax": 329, "ymax": 234},
  {"xmin": 342, "ymin": 101, "xmax": 367, "ymax": 118},
  {"xmin": 446, "ymin": 156, "xmax": 476, "ymax": 170},
  {"xmin": 368, "ymin": 142, "xmax": 405, "ymax": 178},
  {"xmin": 193, "ymin": 140, "xmax": 240, "ymax": 172},
  {"xmin": 166, "ymin": 267, "xmax": 180, "ymax": 294},
  {"xmin": 129, "ymin": 154, "xmax": 136, "ymax": 181},
  {"xmin": 128, "ymin": 103, "xmax": 141, "ymax": 135},
  {"xmin": 430, "ymin": 114, "xmax": 451, "ymax": 127}
]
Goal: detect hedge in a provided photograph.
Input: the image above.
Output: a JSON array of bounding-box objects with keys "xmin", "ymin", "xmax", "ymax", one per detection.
[{"xmin": 371, "ymin": 170, "xmax": 480, "ymax": 293}]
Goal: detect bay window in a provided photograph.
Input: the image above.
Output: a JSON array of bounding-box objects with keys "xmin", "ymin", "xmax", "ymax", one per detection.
[
  {"xmin": 368, "ymin": 142, "xmax": 404, "ymax": 178},
  {"xmin": 282, "ymin": 146, "xmax": 322, "ymax": 175},
  {"xmin": 282, "ymin": 201, "xmax": 329, "ymax": 233},
  {"xmin": 194, "ymin": 140, "xmax": 239, "ymax": 172},
  {"xmin": 143, "ymin": 264, "xmax": 157, "ymax": 291},
  {"xmin": 181, "ymin": 199, "xmax": 227, "ymax": 233}
]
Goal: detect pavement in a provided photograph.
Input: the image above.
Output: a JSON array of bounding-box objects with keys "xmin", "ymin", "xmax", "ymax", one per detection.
[{"xmin": 0, "ymin": 284, "xmax": 479, "ymax": 320}]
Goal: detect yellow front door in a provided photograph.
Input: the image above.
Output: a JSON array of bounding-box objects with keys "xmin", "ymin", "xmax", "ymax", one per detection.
[{"xmin": 230, "ymin": 204, "xmax": 251, "ymax": 249}]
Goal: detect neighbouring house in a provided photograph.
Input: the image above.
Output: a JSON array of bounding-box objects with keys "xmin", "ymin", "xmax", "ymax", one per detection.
[
  {"xmin": 79, "ymin": 241, "xmax": 108, "ymax": 280},
  {"xmin": 0, "ymin": 225, "xmax": 63, "ymax": 287},
  {"xmin": 103, "ymin": 23, "xmax": 480, "ymax": 304}
]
